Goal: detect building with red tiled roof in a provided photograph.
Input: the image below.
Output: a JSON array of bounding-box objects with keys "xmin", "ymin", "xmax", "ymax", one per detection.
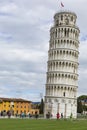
[{"xmin": 0, "ymin": 97, "xmax": 39, "ymax": 115}]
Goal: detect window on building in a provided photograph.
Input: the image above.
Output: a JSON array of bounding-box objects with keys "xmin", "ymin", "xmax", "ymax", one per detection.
[
  {"xmin": 71, "ymin": 16, "xmax": 73, "ymax": 21},
  {"xmin": 20, "ymin": 110, "xmax": 22, "ymax": 114},
  {"xmin": 12, "ymin": 105, "xmax": 14, "ymax": 107},
  {"xmin": 24, "ymin": 110, "xmax": 26, "ymax": 113}
]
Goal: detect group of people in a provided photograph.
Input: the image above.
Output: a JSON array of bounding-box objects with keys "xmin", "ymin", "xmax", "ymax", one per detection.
[
  {"xmin": 0, "ymin": 111, "xmax": 39, "ymax": 119},
  {"xmin": 0, "ymin": 110, "xmax": 11, "ymax": 118},
  {"xmin": 46, "ymin": 112, "xmax": 63, "ymax": 119},
  {"xmin": 46, "ymin": 112, "xmax": 52, "ymax": 119},
  {"xmin": 56, "ymin": 112, "xmax": 63, "ymax": 119}
]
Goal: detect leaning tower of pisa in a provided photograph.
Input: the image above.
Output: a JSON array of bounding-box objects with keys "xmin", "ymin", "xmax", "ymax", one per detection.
[{"xmin": 44, "ymin": 11, "xmax": 80, "ymax": 118}]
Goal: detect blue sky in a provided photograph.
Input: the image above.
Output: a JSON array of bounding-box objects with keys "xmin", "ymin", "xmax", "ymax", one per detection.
[{"xmin": 0, "ymin": 0, "xmax": 87, "ymax": 101}]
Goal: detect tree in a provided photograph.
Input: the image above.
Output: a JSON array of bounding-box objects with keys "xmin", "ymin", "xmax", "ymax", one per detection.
[
  {"xmin": 78, "ymin": 95, "xmax": 87, "ymax": 100},
  {"xmin": 77, "ymin": 95, "xmax": 87, "ymax": 113},
  {"xmin": 77, "ymin": 99, "xmax": 83, "ymax": 113},
  {"xmin": 40, "ymin": 98, "xmax": 44, "ymax": 114}
]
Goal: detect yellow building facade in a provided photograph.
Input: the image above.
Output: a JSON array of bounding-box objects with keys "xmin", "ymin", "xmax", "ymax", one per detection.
[{"xmin": 0, "ymin": 98, "xmax": 39, "ymax": 115}]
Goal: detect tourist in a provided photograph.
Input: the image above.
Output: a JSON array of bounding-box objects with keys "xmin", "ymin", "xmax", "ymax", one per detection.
[
  {"xmin": 57, "ymin": 112, "xmax": 60, "ymax": 119},
  {"xmin": 61, "ymin": 113, "xmax": 63, "ymax": 119}
]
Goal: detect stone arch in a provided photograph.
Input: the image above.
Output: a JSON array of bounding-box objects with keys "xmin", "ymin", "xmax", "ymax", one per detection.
[
  {"xmin": 55, "ymin": 29, "xmax": 57, "ymax": 37},
  {"xmin": 58, "ymin": 39, "xmax": 59, "ymax": 43},
  {"xmin": 58, "ymin": 86, "xmax": 60, "ymax": 89},
  {"xmin": 69, "ymin": 51, "xmax": 72, "ymax": 55},
  {"xmin": 55, "ymin": 73, "xmax": 57, "ymax": 77},
  {"xmin": 54, "ymin": 50, "xmax": 56, "ymax": 55},
  {"xmin": 70, "ymin": 40, "xmax": 72, "ymax": 44},
  {"xmin": 66, "ymin": 62, "xmax": 68, "ymax": 66},
  {"xmin": 58, "ymin": 73, "xmax": 60, "ymax": 78},
  {"xmin": 53, "ymin": 61, "xmax": 55, "ymax": 66},
  {"xmin": 73, "ymin": 41, "xmax": 75, "ymax": 46},
  {"xmin": 74, "ymin": 52, "xmax": 76, "ymax": 57},
  {"xmin": 62, "ymin": 74, "xmax": 64, "ymax": 78},
  {"xmin": 71, "ymin": 29, "xmax": 72, "ymax": 33},
  {"xmin": 54, "ymin": 86, "xmax": 56, "ymax": 89},
  {"xmin": 71, "ymin": 75, "xmax": 73, "ymax": 79},
  {"xmin": 50, "ymin": 62, "xmax": 52, "ymax": 66},
  {"xmin": 73, "ymin": 88, "xmax": 74, "ymax": 91},
  {"xmin": 68, "ymin": 87, "xmax": 70, "ymax": 90},
  {"xmin": 64, "ymin": 28, "xmax": 67, "ymax": 37},
  {"xmin": 64, "ymin": 87, "xmax": 67, "ymax": 90},
  {"xmin": 66, "ymin": 50, "xmax": 68, "ymax": 55},
  {"xmin": 60, "ymin": 50, "xmax": 62, "ymax": 55},
  {"xmin": 61, "ymin": 28, "xmax": 63, "ymax": 33},
  {"xmin": 61, "ymin": 15, "xmax": 63, "ymax": 20},
  {"xmin": 59, "ymin": 28, "xmax": 60, "ymax": 33},
  {"xmin": 68, "ymin": 75, "xmax": 70, "ymax": 78},
  {"xmin": 69, "ymin": 62, "xmax": 71, "ymax": 67},
  {"xmin": 71, "ymin": 87, "xmax": 73, "ymax": 91},
  {"xmin": 64, "ymin": 40, "xmax": 66, "ymax": 43},
  {"xmin": 65, "ymin": 74, "xmax": 67, "ymax": 78},
  {"xmin": 71, "ymin": 16, "xmax": 73, "ymax": 21},
  {"xmin": 62, "ymin": 61, "xmax": 64, "ymax": 66},
  {"xmin": 61, "ymin": 39, "xmax": 63, "ymax": 44},
  {"xmin": 67, "ymin": 28, "xmax": 69, "ymax": 37},
  {"xmin": 67, "ymin": 40, "xmax": 69, "ymax": 43},
  {"xmin": 59, "ymin": 61, "xmax": 61, "ymax": 66},
  {"xmin": 56, "ymin": 62, "xmax": 58, "ymax": 66},
  {"xmin": 57, "ymin": 50, "xmax": 59, "ymax": 55},
  {"xmin": 61, "ymin": 86, "xmax": 63, "ymax": 90},
  {"xmin": 72, "ymin": 63, "xmax": 74, "ymax": 67},
  {"xmin": 63, "ymin": 50, "xmax": 65, "ymax": 55},
  {"xmin": 51, "ymin": 51, "xmax": 53, "ymax": 57}
]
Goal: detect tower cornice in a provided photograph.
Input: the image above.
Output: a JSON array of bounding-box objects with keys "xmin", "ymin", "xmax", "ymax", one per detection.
[
  {"xmin": 48, "ymin": 48, "xmax": 79, "ymax": 53},
  {"xmin": 47, "ymin": 59, "xmax": 79, "ymax": 65},
  {"xmin": 46, "ymin": 71, "xmax": 78, "ymax": 76}
]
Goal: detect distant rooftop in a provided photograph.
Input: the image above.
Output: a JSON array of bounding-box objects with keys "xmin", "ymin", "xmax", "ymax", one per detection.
[{"xmin": 0, "ymin": 97, "xmax": 31, "ymax": 102}]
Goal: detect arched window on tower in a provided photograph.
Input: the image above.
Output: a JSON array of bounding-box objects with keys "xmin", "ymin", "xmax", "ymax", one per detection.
[
  {"xmin": 56, "ymin": 20, "xmax": 59, "ymax": 26},
  {"xmin": 61, "ymin": 15, "xmax": 63, "ymax": 21},
  {"xmin": 71, "ymin": 16, "xmax": 73, "ymax": 21},
  {"xmin": 63, "ymin": 92, "xmax": 65, "ymax": 97},
  {"xmin": 65, "ymin": 28, "xmax": 66, "ymax": 37},
  {"xmin": 67, "ymin": 29, "xmax": 69, "ymax": 37},
  {"xmin": 55, "ymin": 29, "xmax": 57, "ymax": 38}
]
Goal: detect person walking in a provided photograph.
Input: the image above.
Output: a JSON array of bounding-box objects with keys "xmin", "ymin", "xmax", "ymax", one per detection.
[
  {"xmin": 61, "ymin": 113, "xmax": 63, "ymax": 119},
  {"xmin": 57, "ymin": 112, "xmax": 60, "ymax": 119}
]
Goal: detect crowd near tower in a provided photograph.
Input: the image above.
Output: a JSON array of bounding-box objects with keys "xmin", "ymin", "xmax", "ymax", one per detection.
[{"xmin": 44, "ymin": 11, "xmax": 80, "ymax": 118}]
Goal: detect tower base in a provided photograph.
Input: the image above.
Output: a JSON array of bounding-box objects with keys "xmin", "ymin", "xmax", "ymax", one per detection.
[{"xmin": 44, "ymin": 96, "xmax": 77, "ymax": 119}]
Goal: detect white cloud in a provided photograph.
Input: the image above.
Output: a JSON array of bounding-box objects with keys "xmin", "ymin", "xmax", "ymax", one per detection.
[{"xmin": 0, "ymin": 2, "xmax": 17, "ymax": 13}]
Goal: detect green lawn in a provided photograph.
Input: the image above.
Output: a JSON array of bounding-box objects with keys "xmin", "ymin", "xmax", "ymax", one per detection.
[{"xmin": 0, "ymin": 118, "xmax": 87, "ymax": 130}]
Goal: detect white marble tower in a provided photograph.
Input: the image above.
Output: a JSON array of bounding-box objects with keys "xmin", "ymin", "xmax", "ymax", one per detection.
[{"xmin": 44, "ymin": 11, "xmax": 80, "ymax": 118}]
